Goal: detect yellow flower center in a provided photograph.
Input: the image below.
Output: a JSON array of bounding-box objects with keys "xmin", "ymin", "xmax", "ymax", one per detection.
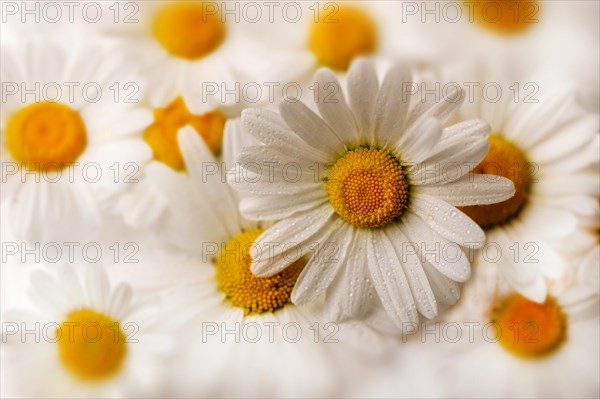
[
  {"xmin": 308, "ymin": 4, "xmax": 378, "ymax": 70},
  {"xmin": 5, "ymin": 102, "xmax": 87, "ymax": 170},
  {"xmin": 215, "ymin": 228, "xmax": 305, "ymax": 315},
  {"xmin": 459, "ymin": 134, "xmax": 530, "ymax": 229},
  {"xmin": 492, "ymin": 294, "xmax": 567, "ymax": 359},
  {"xmin": 56, "ymin": 308, "xmax": 127, "ymax": 381},
  {"xmin": 326, "ymin": 146, "xmax": 409, "ymax": 229},
  {"xmin": 143, "ymin": 96, "xmax": 225, "ymax": 170},
  {"xmin": 153, "ymin": 1, "xmax": 226, "ymax": 60},
  {"xmin": 468, "ymin": 0, "xmax": 539, "ymax": 35}
]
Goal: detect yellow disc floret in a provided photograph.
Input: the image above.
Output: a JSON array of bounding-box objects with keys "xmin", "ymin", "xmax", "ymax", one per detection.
[
  {"xmin": 467, "ymin": 0, "xmax": 539, "ymax": 35},
  {"xmin": 56, "ymin": 308, "xmax": 127, "ymax": 381},
  {"xmin": 308, "ymin": 4, "xmax": 378, "ymax": 70},
  {"xmin": 326, "ymin": 146, "xmax": 409, "ymax": 229},
  {"xmin": 492, "ymin": 294, "xmax": 567, "ymax": 359},
  {"xmin": 153, "ymin": 1, "xmax": 226, "ymax": 60},
  {"xmin": 459, "ymin": 134, "xmax": 530, "ymax": 228},
  {"xmin": 216, "ymin": 228, "xmax": 304, "ymax": 315},
  {"xmin": 5, "ymin": 102, "xmax": 87, "ymax": 170},
  {"xmin": 143, "ymin": 96, "xmax": 225, "ymax": 170}
]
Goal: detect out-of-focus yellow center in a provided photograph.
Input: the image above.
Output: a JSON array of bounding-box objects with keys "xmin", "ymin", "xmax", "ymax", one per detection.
[
  {"xmin": 143, "ymin": 96, "xmax": 225, "ymax": 170},
  {"xmin": 5, "ymin": 102, "xmax": 87, "ymax": 170},
  {"xmin": 326, "ymin": 146, "xmax": 409, "ymax": 229},
  {"xmin": 492, "ymin": 294, "xmax": 566, "ymax": 359},
  {"xmin": 216, "ymin": 228, "xmax": 304, "ymax": 315},
  {"xmin": 308, "ymin": 4, "xmax": 378, "ymax": 70},
  {"xmin": 459, "ymin": 134, "xmax": 529, "ymax": 229},
  {"xmin": 468, "ymin": 0, "xmax": 539, "ymax": 35},
  {"xmin": 56, "ymin": 308, "xmax": 127, "ymax": 381},
  {"xmin": 153, "ymin": 1, "xmax": 226, "ymax": 60}
]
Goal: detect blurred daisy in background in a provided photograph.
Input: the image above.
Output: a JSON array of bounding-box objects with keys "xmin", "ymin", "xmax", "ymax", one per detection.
[
  {"xmin": 1, "ymin": 263, "xmax": 174, "ymax": 397},
  {"xmin": 426, "ymin": 261, "xmax": 600, "ymax": 398},
  {"xmin": 401, "ymin": 0, "xmax": 600, "ymax": 112},
  {"xmin": 230, "ymin": 60, "xmax": 516, "ymax": 330},
  {"xmin": 451, "ymin": 72, "xmax": 599, "ymax": 302},
  {"xmin": 0, "ymin": 40, "xmax": 152, "ymax": 241},
  {"xmin": 253, "ymin": 0, "xmax": 434, "ymax": 82},
  {"xmin": 104, "ymin": 0, "xmax": 312, "ymax": 113},
  {"xmin": 116, "ymin": 93, "xmax": 226, "ymax": 230}
]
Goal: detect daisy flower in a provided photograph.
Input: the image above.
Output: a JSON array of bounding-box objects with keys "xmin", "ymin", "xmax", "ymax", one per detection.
[
  {"xmin": 1, "ymin": 263, "xmax": 174, "ymax": 397},
  {"xmin": 149, "ymin": 120, "xmax": 391, "ymax": 396},
  {"xmin": 0, "ymin": 40, "xmax": 152, "ymax": 240},
  {"xmin": 254, "ymin": 0, "xmax": 432, "ymax": 80},
  {"xmin": 452, "ymin": 77, "xmax": 599, "ymax": 302},
  {"xmin": 228, "ymin": 60, "xmax": 515, "ymax": 329},
  {"xmin": 104, "ymin": 0, "xmax": 309, "ymax": 113},
  {"xmin": 426, "ymin": 262, "xmax": 600, "ymax": 398},
  {"xmin": 401, "ymin": 0, "xmax": 599, "ymax": 111},
  {"xmin": 116, "ymin": 94, "xmax": 226, "ymax": 229}
]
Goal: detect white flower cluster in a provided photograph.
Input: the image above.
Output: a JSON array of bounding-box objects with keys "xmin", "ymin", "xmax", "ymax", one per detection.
[{"xmin": 1, "ymin": 1, "xmax": 598, "ymax": 398}]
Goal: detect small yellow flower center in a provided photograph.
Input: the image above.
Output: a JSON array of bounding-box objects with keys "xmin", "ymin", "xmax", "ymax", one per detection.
[
  {"xmin": 459, "ymin": 134, "xmax": 530, "ymax": 228},
  {"xmin": 467, "ymin": 0, "xmax": 539, "ymax": 35},
  {"xmin": 153, "ymin": 1, "xmax": 226, "ymax": 60},
  {"xmin": 326, "ymin": 146, "xmax": 409, "ymax": 229},
  {"xmin": 56, "ymin": 308, "xmax": 127, "ymax": 381},
  {"xmin": 492, "ymin": 294, "xmax": 567, "ymax": 359},
  {"xmin": 308, "ymin": 4, "xmax": 378, "ymax": 70},
  {"xmin": 5, "ymin": 102, "xmax": 87, "ymax": 170},
  {"xmin": 215, "ymin": 228, "xmax": 305, "ymax": 315},
  {"xmin": 143, "ymin": 96, "xmax": 225, "ymax": 170}
]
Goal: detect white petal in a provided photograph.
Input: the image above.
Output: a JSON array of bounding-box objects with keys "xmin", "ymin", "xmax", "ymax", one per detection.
[
  {"xmin": 251, "ymin": 205, "xmax": 335, "ymax": 277},
  {"xmin": 401, "ymin": 211, "xmax": 472, "ymax": 282},
  {"xmin": 292, "ymin": 221, "xmax": 351, "ymax": 305},
  {"xmin": 366, "ymin": 229, "xmax": 419, "ymax": 327},
  {"xmin": 330, "ymin": 229, "xmax": 372, "ymax": 318},
  {"xmin": 347, "ymin": 59, "xmax": 379, "ymax": 140},
  {"xmin": 314, "ymin": 68, "xmax": 359, "ymax": 143},
  {"xmin": 409, "ymin": 119, "xmax": 490, "ymax": 185},
  {"xmin": 222, "ymin": 118, "xmax": 260, "ymax": 170},
  {"xmin": 396, "ymin": 116, "xmax": 442, "ymax": 164},
  {"xmin": 386, "ymin": 224, "xmax": 438, "ymax": 318},
  {"xmin": 178, "ymin": 126, "xmax": 239, "ymax": 233},
  {"xmin": 279, "ymin": 100, "xmax": 344, "ymax": 156},
  {"xmin": 373, "ymin": 63, "xmax": 411, "ymax": 146},
  {"xmin": 239, "ymin": 188, "xmax": 327, "ymax": 220},
  {"xmin": 410, "ymin": 194, "xmax": 485, "ymax": 248},
  {"xmin": 241, "ymin": 108, "xmax": 330, "ymax": 163},
  {"xmin": 405, "ymin": 84, "xmax": 464, "ymax": 128},
  {"xmin": 421, "ymin": 261, "xmax": 460, "ymax": 306},
  {"xmin": 415, "ymin": 174, "xmax": 515, "ymax": 206}
]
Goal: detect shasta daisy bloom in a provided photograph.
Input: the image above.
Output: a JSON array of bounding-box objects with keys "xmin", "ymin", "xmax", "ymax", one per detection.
[
  {"xmin": 151, "ymin": 121, "xmax": 390, "ymax": 396},
  {"xmin": 453, "ymin": 80, "xmax": 599, "ymax": 302},
  {"xmin": 427, "ymin": 261, "xmax": 600, "ymax": 398},
  {"xmin": 228, "ymin": 60, "xmax": 515, "ymax": 329},
  {"xmin": 116, "ymin": 94, "xmax": 226, "ymax": 229},
  {"xmin": 104, "ymin": 0, "xmax": 304, "ymax": 113},
  {"xmin": 0, "ymin": 40, "xmax": 152, "ymax": 241},
  {"xmin": 256, "ymin": 0, "xmax": 432, "ymax": 83},
  {"xmin": 1, "ymin": 263, "xmax": 174, "ymax": 398}
]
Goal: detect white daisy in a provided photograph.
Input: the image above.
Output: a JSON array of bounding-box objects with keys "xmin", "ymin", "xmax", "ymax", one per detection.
[
  {"xmin": 452, "ymin": 77, "xmax": 599, "ymax": 302},
  {"xmin": 1, "ymin": 263, "xmax": 174, "ymax": 398},
  {"xmin": 254, "ymin": 0, "xmax": 432, "ymax": 79},
  {"xmin": 115, "ymin": 95, "xmax": 226, "ymax": 230},
  {"xmin": 401, "ymin": 0, "xmax": 599, "ymax": 112},
  {"xmin": 0, "ymin": 39, "xmax": 152, "ymax": 241},
  {"xmin": 104, "ymin": 0, "xmax": 308, "ymax": 113},
  {"xmin": 426, "ymin": 263, "xmax": 600, "ymax": 398},
  {"xmin": 148, "ymin": 120, "xmax": 392, "ymax": 396},
  {"xmin": 228, "ymin": 60, "xmax": 515, "ymax": 330}
]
